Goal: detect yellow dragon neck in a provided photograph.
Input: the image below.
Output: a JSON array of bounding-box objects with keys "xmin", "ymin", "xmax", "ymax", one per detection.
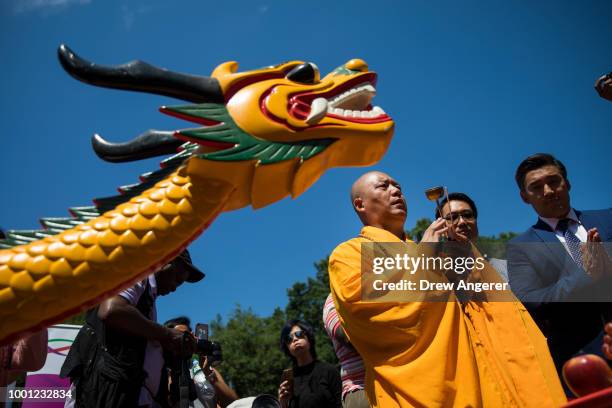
[{"xmin": 0, "ymin": 161, "xmax": 234, "ymax": 344}]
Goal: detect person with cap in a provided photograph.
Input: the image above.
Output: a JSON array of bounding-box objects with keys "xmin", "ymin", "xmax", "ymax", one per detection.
[
  {"xmin": 163, "ymin": 315, "xmax": 239, "ymax": 408},
  {"xmin": 61, "ymin": 250, "xmax": 206, "ymax": 408}
]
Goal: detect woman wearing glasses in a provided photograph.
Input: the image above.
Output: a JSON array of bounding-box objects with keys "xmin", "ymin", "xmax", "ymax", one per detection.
[{"xmin": 278, "ymin": 320, "xmax": 342, "ymax": 408}]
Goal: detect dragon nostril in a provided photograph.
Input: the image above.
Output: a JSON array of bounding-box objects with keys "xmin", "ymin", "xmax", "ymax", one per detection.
[
  {"xmin": 345, "ymin": 59, "xmax": 368, "ymax": 72},
  {"xmin": 286, "ymin": 62, "xmax": 320, "ymax": 84}
]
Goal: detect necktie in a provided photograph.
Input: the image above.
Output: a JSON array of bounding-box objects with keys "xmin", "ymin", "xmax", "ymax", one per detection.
[{"xmin": 556, "ymin": 218, "xmax": 583, "ymax": 268}]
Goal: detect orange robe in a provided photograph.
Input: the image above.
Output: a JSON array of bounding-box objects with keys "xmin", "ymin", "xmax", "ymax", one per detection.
[{"xmin": 328, "ymin": 226, "xmax": 566, "ymax": 407}]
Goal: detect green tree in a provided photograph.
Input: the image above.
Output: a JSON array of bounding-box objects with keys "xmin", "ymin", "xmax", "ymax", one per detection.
[
  {"xmin": 406, "ymin": 217, "xmax": 433, "ymax": 242},
  {"xmin": 210, "ymin": 306, "xmax": 287, "ymax": 397},
  {"xmin": 210, "ymin": 258, "xmax": 338, "ymax": 397},
  {"xmin": 476, "ymin": 232, "xmax": 517, "ymax": 259}
]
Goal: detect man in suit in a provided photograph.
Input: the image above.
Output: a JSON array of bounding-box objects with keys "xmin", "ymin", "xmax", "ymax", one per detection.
[{"xmin": 507, "ymin": 153, "xmax": 612, "ymax": 374}]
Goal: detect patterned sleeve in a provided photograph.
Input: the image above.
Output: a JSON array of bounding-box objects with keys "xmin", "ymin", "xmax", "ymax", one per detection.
[
  {"xmin": 322, "ymin": 293, "xmax": 341, "ymax": 339},
  {"xmin": 118, "ymin": 278, "xmax": 147, "ymax": 305}
]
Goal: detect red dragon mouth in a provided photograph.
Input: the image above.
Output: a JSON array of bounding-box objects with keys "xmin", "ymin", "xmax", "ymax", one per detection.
[{"xmin": 287, "ymin": 73, "xmax": 391, "ymax": 125}]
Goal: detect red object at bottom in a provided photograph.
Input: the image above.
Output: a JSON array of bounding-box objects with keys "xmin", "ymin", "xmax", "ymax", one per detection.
[{"xmin": 561, "ymin": 386, "xmax": 612, "ymax": 408}]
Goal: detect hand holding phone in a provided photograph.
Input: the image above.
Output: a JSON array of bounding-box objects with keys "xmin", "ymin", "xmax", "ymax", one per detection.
[{"xmin": 278, "ymin": 368, "xmax": 293, "ymax": 407}]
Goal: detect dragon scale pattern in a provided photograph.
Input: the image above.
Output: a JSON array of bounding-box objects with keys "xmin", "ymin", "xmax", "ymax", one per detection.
[{"xmin": 0, "ymin": 162, "xmax": 234, "ymax": 343}]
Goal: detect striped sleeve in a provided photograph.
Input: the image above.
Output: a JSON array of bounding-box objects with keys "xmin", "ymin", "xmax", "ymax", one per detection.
[{"xmin": 322, "ymin": 293, "xmax": 341, "ymax": 339}]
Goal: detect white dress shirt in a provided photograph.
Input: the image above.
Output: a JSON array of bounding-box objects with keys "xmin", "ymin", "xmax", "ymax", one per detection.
[{"xmin": 539, "ymin": 209, "xmax": 588, "ymax": 258}]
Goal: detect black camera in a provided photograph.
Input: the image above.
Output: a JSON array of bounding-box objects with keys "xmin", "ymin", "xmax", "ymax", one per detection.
[
  {"xmin": 195, "ymin": 323, "xmax": 222, "ymax": 365},
  {"xmin": 195, "ymin": 338, "xmax": 219, "ymax": 354},
  {"xmin": 196, "ymin": 338, "xmax": 222, "ymax": 365}
]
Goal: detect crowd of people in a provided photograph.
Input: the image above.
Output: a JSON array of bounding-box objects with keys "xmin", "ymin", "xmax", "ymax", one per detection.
[
  {"xmin": 1, "ymin": 76, "xmax": 611, "ymax": 408},
  {"xmin": 277, "ymin": 151, "xmax": 611, "ymax": 407},
  {"xmin": 328, "ymin": 152, "xmax": 611, "ymax": 407}
]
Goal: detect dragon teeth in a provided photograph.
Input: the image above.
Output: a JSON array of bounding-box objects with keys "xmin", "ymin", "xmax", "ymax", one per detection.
[
  {"xmin": 372, "ymin": 106, "xmax": 385, "ymax": 115},
  {"xmin": 325, "ymin": 105, "xmax": 386, "ymax": 119},
  {"xmin": 328, "ymin": 82, "xmax": 376, "ymax": 108},
  {"xmin": 361, "ymin": 84, "xmax": 376, "ymax": 93},
  {"xmin": 306, "ymin": 97, "xmax": 328, "ymax": 125},
  {"xmin": 303, "ymin": 84, "xmax": 386, "ymax": 123}
]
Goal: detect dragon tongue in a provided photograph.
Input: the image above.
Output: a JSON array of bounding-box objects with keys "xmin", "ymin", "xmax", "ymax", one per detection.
[{"xmin": 305, "ymin": 97, "xmax": 328, "ymax": 125}]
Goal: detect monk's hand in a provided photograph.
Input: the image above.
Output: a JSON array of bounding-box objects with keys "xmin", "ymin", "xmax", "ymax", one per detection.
[
  {"xmin": 421, "ymin": 218, "xmax": 450, "ymax": 243},
  {"xmin": 581, "ymin": 228, "xmax": 612, "ymax": 280},
  {"xmin": 595, "ymin": 72, "xmax": 612, "ymax": 101},
  {"xmin": 603, "ymin": 323, "xmax": 612, "ymax": 360}
]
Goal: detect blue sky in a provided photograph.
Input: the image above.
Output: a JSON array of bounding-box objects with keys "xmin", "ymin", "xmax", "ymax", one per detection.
[{"xmin": 1, "ymin": 0, "xmax": 611, "ymax": 328}]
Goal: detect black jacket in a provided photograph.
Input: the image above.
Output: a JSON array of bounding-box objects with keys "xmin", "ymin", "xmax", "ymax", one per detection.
[{"xmin": 60, "ymin": 280, "xmax": 157, "ymax": 408}]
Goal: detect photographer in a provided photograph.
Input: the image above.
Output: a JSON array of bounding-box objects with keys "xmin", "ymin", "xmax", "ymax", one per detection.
[
  {"xmin": 163, "ymin": 316, "xmax": 203, "ymax": 408},
  {"xmin": 61, "ymin": 250, "xmax": 204, "ymax": 408},
  {"xmin": 164, "ymin": 316, "xmax": 238, "ymax": 408}
]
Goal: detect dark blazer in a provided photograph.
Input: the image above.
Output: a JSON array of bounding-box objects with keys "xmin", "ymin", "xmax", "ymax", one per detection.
[{"xmin": 507, "ymin": 208, "xmax": 612, "ymax": 370}]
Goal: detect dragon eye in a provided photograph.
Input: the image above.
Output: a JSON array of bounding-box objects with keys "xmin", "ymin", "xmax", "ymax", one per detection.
[{"xmin": 286, "ymin": 63, "xmax": 320, "ymax": 84}]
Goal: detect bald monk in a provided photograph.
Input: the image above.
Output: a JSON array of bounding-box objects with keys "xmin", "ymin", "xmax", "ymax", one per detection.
[{"xmin": 328, "ymin": 171, "xmax": 566, "ymax": 407}]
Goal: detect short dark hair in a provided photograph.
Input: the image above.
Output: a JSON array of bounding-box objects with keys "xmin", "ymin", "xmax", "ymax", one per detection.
[
  {"xmin": 280, "ymin": 319, "xmax": 317, "ymax": 365},
  {"xmin": 164, "ymin": 316, "xmax": 192, "ymax": 331},
  {"xmin": 435, "ymin": 192, "xmax": 478, "ymax": 219},
  {"xmin": 515, "ymin": 153, "xmax": 567, "ymax": 191}
]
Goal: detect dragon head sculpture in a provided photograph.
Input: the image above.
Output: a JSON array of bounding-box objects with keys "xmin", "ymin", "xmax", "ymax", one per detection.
[
  {"xmin": 60, "ymin": 45, "xmax": 394, "ymax": 210},
  {"xmin": 0, "ymin": 46, "xmax": 394, "ymax": 345}
]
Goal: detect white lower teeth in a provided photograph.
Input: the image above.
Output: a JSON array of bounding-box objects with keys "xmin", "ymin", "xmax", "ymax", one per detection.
[{"xmin": 328, "ymin": 109, "xmax": 382, "ymax": 118}]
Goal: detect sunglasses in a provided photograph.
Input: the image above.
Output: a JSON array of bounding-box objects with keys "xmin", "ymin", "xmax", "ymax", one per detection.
[{"xmin": 286, "ymin": 330, "xmax": 306, "ymax": 343}]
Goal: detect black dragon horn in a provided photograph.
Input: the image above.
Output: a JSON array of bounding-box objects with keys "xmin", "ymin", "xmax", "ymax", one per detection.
[
  {"xmin": 92, "ymin": 131, "xmax": 184, "ymax": 163},
  {"xmin": 58, "ymin": 44, "xmax": 224, "ymax": 104}
]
